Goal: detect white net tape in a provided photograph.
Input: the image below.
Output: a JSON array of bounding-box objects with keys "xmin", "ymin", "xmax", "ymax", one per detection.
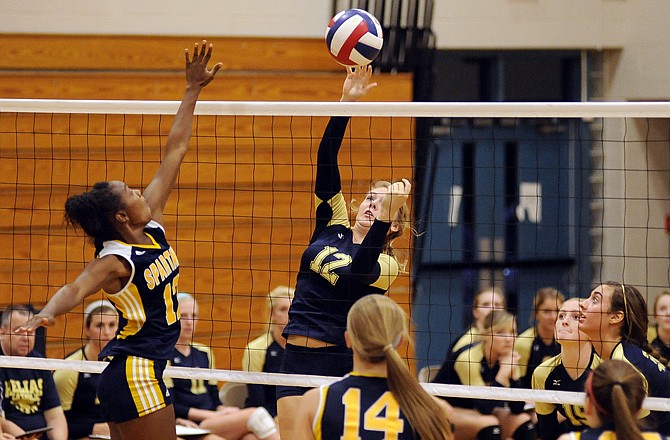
[
  {"xmin": 2, "ymin": 99, "xmax": 670, "ymax": 117},
  {"xmin": 1, "ymin": 356, "xmax": 669, "ymax": 412}
]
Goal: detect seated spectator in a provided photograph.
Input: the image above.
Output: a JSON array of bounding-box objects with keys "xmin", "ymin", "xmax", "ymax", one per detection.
[
  {"xmin": 558, "ymin": 359, "xmax": 665, "ymax": 440},
  {"xmin": 516, "ymin": 287, "xmax": 564, "ymax": 389},
  {"xmin": 242, "ymin": 286, "xmax": 294, "ymax": 417},
  {"xmin": 533, "ymin": 298, "xmax": 602, "ymax": 440},
  {"xmin": 451, "ymin": 287, "xmax": 507, "ymax": 353},
  {"xmin": 170, "ymin": 293, "xmax": 279, "ymax": 440},
  {"xmin": 53, "ymin": 300, "xmax": 116, "ymax": 440},
  {"xmin": 434, "ymin": 310, "xmax": 535, "ymax": 440},
  {"xmin": 0, "ymin": 387, "xmax": 16, "ymax": 439},
  {"xmin": 0, "ymin": 305, "xmax": 67, "ymax": 439},
  {"xmin": 649, "ymin": 290, "xmax": 670, "ymax": 361}
]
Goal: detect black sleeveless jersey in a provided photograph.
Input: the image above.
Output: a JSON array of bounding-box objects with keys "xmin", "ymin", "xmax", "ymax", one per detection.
[
  {"xmin": 99, "ymin": 220, "xmax": 181, "ymax": 361},
  {"xmin": 532, "ymin": 350, "xmax": 602, "ymax": 440}
]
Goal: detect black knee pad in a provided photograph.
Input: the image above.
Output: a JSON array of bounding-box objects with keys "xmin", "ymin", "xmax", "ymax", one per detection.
[
  {"xmin": 477, "ymin": 425, "xmax": 502, "ymax": 440},
  {"xmin": 512, "ymin": 420, "xmax": 537, "ymax": 440}
]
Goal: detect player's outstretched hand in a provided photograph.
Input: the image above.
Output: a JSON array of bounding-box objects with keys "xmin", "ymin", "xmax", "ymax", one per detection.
[
  {"xmin": 16, "ymin": 313, "xmax": 55, "ymax": 333},
  {"xmin": 340, "ymin": 65, "xmax": 377, "ymax": 102},
  {"xmin": 185, "ymin": 40, "xmax": 222, "ymax": 89},
  {"xmin": 379, "ymin": 178, "xmax": 411, "ymax": 222}
]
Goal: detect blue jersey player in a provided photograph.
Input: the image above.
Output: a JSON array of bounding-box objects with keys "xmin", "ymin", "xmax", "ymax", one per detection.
[
  {"xmin": 19, "ymin": 40, "xmax": 221, "ymax": 440},
  {"xmin": 580, "ymin": 282, "xmax": 670, "ymax": 435},
  {"xmin": 277, "ymin": 65, "xmax": 412, "ymax": 440},
  {"xmin": 294, "ymin": 295, "xmax": 453, "ymax": 440}
]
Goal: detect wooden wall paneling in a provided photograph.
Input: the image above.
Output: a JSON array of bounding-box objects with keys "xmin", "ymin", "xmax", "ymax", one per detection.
[{"xmin": 0, "ymin": 34, "xmax": 415, "ymax": 370}]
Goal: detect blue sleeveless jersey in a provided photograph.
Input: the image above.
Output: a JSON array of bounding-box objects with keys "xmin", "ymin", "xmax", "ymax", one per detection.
[
  {"xmin": 283, "ymin": 117, "xmax": 399, "ymax": 346},
  {"xmin": 168, "ymin": 343, "xmax": 220, "ymax": 419},
  {"xmin": 99, "ymin": 220, "xmax": 181, "ymax": 361},
  {"xmin": 569, "ymin": 425, "xmax": 667, "ymax": 440},
  {"xmin": 532, "ymin": 350, "xmax": 602, "ymax": 440},
  {"xmin": 610, "ymin": 340, "xmax": 670, "ymax": 434},
  {"xmin": 313, "ymin": 373, "xmax": 416, "ymax": 440}
]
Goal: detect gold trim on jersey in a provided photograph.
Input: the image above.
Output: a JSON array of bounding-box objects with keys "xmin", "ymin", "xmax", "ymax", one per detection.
[
  {"xmin": 113, "ymin": 232, "xmax": 161, "ymax": 249},
  {"xmin": 319, "ymin": 192, "xmax": 350, "ymax": 228},
  {"xmin": 454, "ymin": 343, "xmax": 487, "ymax": 386},
  {"xmin": 313, "ymin": 384, "xmax": 330, "ymax": 440},
  {"xmin": 126, "ymin": 356, "xmax": 165, "ymax": 417},
  {"xmin": 109, "ymin": 283, "xmax": 146, "ymax": 339},
  {"xmin": 370, "ymin": 253, "xmax": 399, "ymax": 290}
]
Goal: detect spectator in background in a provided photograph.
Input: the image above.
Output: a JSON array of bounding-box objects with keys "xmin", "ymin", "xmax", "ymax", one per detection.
[
  {"xmin": 452, "ymin": 287, "xmax": 507, "ymax": 353},
  {"xmin": 649, "ymin": 290, "xmax": 670, "ymax": 361},
  {"xmin": 170, "ymin": 293, "xmax": 279, "ymax": 440},
  {"xmin": 0, "ymin": 305, "xmax": 67, "ymax": 440},
  {"xmin": 242, "ymin": 286, "xmax": 294, "ymax": 418},
  {"xmin": 0, "ymin": 383, "xmax": 16, "ymax": 439},
  {"xmin": 516, "ymin": 287, "xmax": 564, "ymax": 389},
  {"xmin": 434, "ymin": 310, "xmax": 535, "ymax": 440},
  {"xmin": 53, "ymin": 300, "xmax": 117, "ymax": 440}
]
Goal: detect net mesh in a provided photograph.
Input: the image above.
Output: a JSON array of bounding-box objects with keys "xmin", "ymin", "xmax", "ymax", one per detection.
[{"xmin": 0, "ymin": 99, "xmax": 669, "ymax": 410}]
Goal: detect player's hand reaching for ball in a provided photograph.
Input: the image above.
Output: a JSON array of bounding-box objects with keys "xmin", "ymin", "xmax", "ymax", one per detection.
[
  {"xmin": 378, "ymin": 178, "xmax": 411, "ymax": 223},
  {"xmin": 340, "ymin": 65, "xmax": 377, "ymax": 102},
  {"xmin": 185, "ymin": 40, "xmax": 222, "ymax": 89}
]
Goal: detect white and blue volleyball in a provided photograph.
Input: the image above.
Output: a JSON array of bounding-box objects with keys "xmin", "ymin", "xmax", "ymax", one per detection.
[{"xmin": 326, "ymin": 9, "xmax": 384, "ymax": 67}]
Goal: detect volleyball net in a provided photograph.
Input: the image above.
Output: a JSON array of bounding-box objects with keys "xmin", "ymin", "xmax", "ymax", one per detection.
[{"xmin": 0, "ymin": 99, "xmax": 669, "ymax": 409}]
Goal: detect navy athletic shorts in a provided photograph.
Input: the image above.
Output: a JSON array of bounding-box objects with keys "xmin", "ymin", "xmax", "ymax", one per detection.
[
  {"xmin": 276, "ymin": 343, "xmax": 353, "ymax": 399},
  {"xmin": 97, "ymin": 354, "xmax": 172, "ymax": 423}
]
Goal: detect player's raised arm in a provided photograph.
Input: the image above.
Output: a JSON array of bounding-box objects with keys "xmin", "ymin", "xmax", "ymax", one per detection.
[{"xmin": 142, "ymin": 40, "xmax": 222, "ymax": 224}]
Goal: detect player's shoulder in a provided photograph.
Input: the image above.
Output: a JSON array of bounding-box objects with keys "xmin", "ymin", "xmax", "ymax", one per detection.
[
  {"xmin": 532, "ymin": 353, "xmax": 562, "ymax": 385},
  {"xmin": 191, "ymin": 342, "xmax": 213, "ymax": 357},
  {"xmin": 515, "ymin": 327, "xmax": 537, "ymax": 351},
  {"xmin": 246, "ymin": 333, "xmax": 273, "ymax": 351},
  {"xmin": 454, "ymin": 342, "xmax": 484, "ymax": 365},
  {"xmin": 63, "ymin": 348, "xmax": 86, "ymax": 362}
]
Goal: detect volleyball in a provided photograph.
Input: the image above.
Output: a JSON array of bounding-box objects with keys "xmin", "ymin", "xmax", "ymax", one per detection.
[{"xmin": 325, "ymin": 9, "xmax": 384, "ymax": 67}]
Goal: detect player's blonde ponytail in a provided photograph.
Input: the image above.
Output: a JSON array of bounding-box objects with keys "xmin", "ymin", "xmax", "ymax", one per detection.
[{"xmin": 347, "ymin": 295, "xmax": 453, "ymax": 440}]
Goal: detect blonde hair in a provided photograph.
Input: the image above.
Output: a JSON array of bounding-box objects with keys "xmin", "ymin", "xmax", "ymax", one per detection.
[
  {"xmin": 267, "ymin": 285, "xmax": 294, "ymax": 312},
  {"xmin": 347, "ymin": 295, "xmax": 453, "ymax": 440},
  {"xmin": 482, "ymin": 309, "xmax": 516, "ymax": 334}
]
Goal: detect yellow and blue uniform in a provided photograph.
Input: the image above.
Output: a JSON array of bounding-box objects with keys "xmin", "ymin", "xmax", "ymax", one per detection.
[
  {"xmin": 245, "ymin": 339, "xmax": 284, "ymax": 417},
  {"xmin": 564, "ymin": 424, "xmax": 668, "ymax": 440},
  {"xmin": 280, "ymin": 117, "xmax": 399, "ymax": 398},
  {"xmin": 532, "ymin": 350, "xmax": 602, "ymax": 440},
  {"xmin": 313, "ymin": 373, "xmax": 415, "ymax": 440},
  {"xmin": 450, "ymin": 326, "xmax": 482, "ymax": 353},
  {"xmin": 516, "ymin": 326, "xmax": 561, "ymax": 389},
  {"xmin": 0, "ymin": 351, "xmax": 62, "ymax": 432},
  {"xmin": 168, "ymin": 343, "xmax": 219, "ymax": 419},
  {"xmin": 53, "ymin": 347, "xmax": 106, "ymax": 439},
  {"xmin": 434, "ymin": 342, "xmax": 525, "ymax": 414},
  {"xmin": 96, "ymin": 220, "xmax": 181, "ymax": 423},
  {"xmin": 609, "ymin": 340, "xmax": 670, "ymax": 435}
]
